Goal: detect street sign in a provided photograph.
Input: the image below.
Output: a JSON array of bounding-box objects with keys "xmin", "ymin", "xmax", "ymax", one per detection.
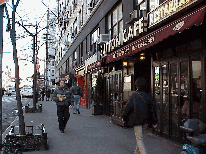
[{"xmin": 0, "ymin": 0, "xmax": 8, "ymax": 5}]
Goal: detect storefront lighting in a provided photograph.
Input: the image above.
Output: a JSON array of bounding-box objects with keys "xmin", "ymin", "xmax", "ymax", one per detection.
[
  {"xmin": 128, "ymin": 62, "xmax": 134, "ymax": 66},
  {"xmin": 123, "ymin": 62, "xmax": 127, "ymax": 66},
  {"xmin": 140, "ymin": 53, "xmax": 145, "ymax": 60}
]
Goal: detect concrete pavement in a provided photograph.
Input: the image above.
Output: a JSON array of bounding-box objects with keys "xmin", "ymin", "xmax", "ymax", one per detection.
[{"xmin": 3, "ymin": 100, "xmax": 183, "ymax": 154}]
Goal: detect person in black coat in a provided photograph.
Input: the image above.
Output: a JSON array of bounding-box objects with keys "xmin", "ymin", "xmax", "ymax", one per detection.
[
  {"xmin": 46, "ymin": 88, "xmax": 51, "ymax": 101},
  {"xmin": 122, "ymin": 77, "xmax": 158, "ymax": 154},
  {"xmin": 41, "ymin": 88, "xmax": 45, "ymax": 101}
]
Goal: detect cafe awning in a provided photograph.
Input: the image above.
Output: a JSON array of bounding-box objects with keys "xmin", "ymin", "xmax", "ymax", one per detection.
[
  {"xmin": 106, "ymin": 4, "xmax": 206, "ymax": 63},
  {"xmin": 87, "ymin": 60, "xmax": 102, "ymax": 72}
]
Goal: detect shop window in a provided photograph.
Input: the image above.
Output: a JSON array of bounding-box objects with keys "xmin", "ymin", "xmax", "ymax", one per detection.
[
  {"xmin": 170, "ymin": 62, "xmax": 178, "ymax": 137},
  {"xmin": 162, "ymin": 63, "xmax": 169, "ymax": 134},
  {"xmin": 180, "ymin": 60, "xmax": 189, "ymax": 125},
  {"xmin": 153, "ymin": 64, "xmax": 161, "ymax": 130},
  {"xmin": 191, "ymin": 57, "xmax": 202, "ymax": 120}
]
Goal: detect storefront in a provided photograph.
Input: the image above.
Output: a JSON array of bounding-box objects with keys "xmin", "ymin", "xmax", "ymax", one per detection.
[
  {"xmin": 74, "ymin": 64, "xmax": 87, "ymax": 108},
  {"xmin": 103, "ymin": 1, "xmax": 206, "ymax": 142},
  {"xmin": 85, "ymin": 55, "xmax": 102, "ymax": 109},
  {"xmin": 150, "ymin": 10, "xmax": 206, "ymax": 142}
]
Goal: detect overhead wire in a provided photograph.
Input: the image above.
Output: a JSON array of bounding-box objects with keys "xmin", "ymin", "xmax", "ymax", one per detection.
[{"xmin": 4, "ymin": 0, "xmax": 55, "ymax": 49}]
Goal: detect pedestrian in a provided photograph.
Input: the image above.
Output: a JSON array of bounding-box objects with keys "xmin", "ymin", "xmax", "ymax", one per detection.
[
  {"xmin": 70, "ymin": 81, "xmax": 82, "ymax": 114},
  {"xmin": 53, "ymin": 80, "xmax": 74, "ymax": 133},
  {"xmin": 91, "ymin": 87, "xmax": 94, "ymax": 106},
  {"xmin": 41, "ymin": 87, "xmax": 45, "ymax": 101},
  {"xmin": 122, "ymin": 77, "xmax": 158, "ymax": 154},
  {"xmin": 46, "ymin": 88, "xmax": 51, "ymax": 101}
]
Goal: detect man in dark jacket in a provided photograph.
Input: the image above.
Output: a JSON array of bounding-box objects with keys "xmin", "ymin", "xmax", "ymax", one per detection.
[
  {"xmin": 46, "ymin": 88, "xmax": 51, "ymax": 101},
  {"xmin": 122, "ymin": 77, "xmax": 157, "ymax": 154},
  {"xmin": 70, "ymin": 81, "xmax": 82, "ymax": 114},
  {"xmin": 53, "ymin": 80, "xmax": 74, "ymax": 133},
  {"xmin": 41, "ymin": 88, "xmax": 45, "ymax": 101}
]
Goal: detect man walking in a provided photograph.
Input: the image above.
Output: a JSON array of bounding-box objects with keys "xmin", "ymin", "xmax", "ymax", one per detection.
[
  {"xmin": 70, "ymin": 81, "xmax": 82, "ymax": 114},
  {"xmin": 122, "ymin": 77, "xmax": 157, "ymax": 154},
  {"xmin": 46, "ymin": 88, "xmax": 51, "ymax": 101},
  {"xmin": 53, "ymin": 80, "xmax": 74, "ymax": 133},
  {"xmin": 41, "ymin": 87, "xmax": 45, "ymax": 101}
]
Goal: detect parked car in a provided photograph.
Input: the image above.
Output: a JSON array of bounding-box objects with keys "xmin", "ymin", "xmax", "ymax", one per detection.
[
  {"xmin": 6, "ymin": 87, "xmax": 16, "ymax": 96},
  {"xmin": 21, "ymin": 87, "xmax": 33, "ymax": 98}
]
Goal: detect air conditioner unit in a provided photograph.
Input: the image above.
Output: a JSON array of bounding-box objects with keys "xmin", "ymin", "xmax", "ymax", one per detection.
[
  {"xmin": 130, "ymin": 10, "xmax": 138, "ymax": 20},
  {"xmin": 87, "ymin": 2, "xmax": 93, "ymax": 10},
  {"xmin": 98, "ymin": 34, "xmax": 111, "ymax": 44}
]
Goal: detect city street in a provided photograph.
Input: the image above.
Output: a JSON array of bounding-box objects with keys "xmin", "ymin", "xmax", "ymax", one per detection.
[{"xmin": 2, "ymin": 95, "xmax": 32, "ymax": 132}]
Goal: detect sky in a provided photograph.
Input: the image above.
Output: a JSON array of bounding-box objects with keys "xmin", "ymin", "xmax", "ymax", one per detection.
[{"xmin": 2, "ymin": 0, "xmax": 57, "ymax": 82}]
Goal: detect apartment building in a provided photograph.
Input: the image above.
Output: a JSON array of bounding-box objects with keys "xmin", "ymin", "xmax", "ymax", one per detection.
[{"xmin": 54, "ymin": 0, "xmax": 206, "ymax": 143}]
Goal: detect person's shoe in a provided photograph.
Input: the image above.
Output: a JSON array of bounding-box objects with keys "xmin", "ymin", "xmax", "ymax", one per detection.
[
  {"xmin": 60, "ymin": 129, "xmax": 64, "ymax": 133},
  {"xmin": 77, "ymin": 110, "xmax": 80, "ymax": 114}
]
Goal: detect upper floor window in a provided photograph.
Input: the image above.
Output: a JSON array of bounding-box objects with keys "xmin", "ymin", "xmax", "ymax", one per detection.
[
  {"xmin": 90, "ymin": 28, "xmax": 99, "ymax": 53},
  {"xmin": 137, "ymin": 0, "xmax": 159, "ymax": 12},
  {"xmin": 107, "ymin": 3, "xmax": 123, "ymax": 38}
]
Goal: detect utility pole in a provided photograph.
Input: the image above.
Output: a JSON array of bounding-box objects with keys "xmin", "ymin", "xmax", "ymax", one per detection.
[
  {"xmin": 33, "ymin": 31, "xmax": 36, "ymax": 110},
  {"xmin": 16, "ymin": 22, "xmax": 38, "ymax": 110},
  {"xmin": 0, "ymin": 3, "xmax": 4, "ymax": 145},
  {"xmin": 11, "ymin": 0, "xmax": 26, "ymax": 135},
  {"xmin": 35, "ymin": 21, "xmax": 38, "ymax": 103},
  {"xmin": 46, "ymin": 8, "xmax": 49, "ymax": 93}
]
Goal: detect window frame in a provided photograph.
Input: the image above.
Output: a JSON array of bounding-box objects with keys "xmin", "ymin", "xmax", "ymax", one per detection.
[{"xmin": 106, "ymin": 2, "xmax": 123, "ymax": 39}]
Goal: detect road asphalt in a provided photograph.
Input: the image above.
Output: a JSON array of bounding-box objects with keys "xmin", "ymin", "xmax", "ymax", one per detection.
[{"xmin": 3, "ymin": 100, "xmax": 183, "ymax": 154}]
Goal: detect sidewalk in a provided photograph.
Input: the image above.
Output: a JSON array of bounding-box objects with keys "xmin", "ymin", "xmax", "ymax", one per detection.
[{"xmin": 3, "ymin": 100, "xmax": 183, "ymax": 154}]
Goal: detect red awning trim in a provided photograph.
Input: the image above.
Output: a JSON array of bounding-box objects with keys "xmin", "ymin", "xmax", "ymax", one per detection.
[
  {"xmin": 74, "ymin": 64, "xmax": 85, "ymax": 72},
  {"xmin": 87, "ymin": 60, "xmax": 102, "ymax": 71},
  {"xmin": 106, "ymin": 5, "xmax": 206, "ymax": 63}
]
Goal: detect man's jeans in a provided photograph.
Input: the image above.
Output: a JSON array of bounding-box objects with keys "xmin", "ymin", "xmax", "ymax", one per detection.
[
  {"xmin": 133, "ymin": 125, "xmax": 147, "ymax": 154},
  {"xmin": 73, "ymin": 95, "xmax": 80, "ymax": 113}
]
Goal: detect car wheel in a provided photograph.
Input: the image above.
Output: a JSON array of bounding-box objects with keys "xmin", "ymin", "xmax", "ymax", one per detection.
[{"xmin": 180, "ymin": 151, "xmax": 188, "ymax": 154}]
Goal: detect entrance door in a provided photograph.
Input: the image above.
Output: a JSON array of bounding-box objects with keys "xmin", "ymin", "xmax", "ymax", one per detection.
[
  {"xmin": 109, "ymin": 70, "xmax": 122, "ymax": 116},
  {"xmin": 153, "ymin": 62, "xmax": 162, "ymax": 134},
  {"xmin": 104, "ymin": 70, "xmax": 123, "ymax": 116},
  {"xmin": 162, "ymin": 62, "xmax": 170, "ymax": 136},
  {"xmin": 104, "ymin": 73, "xmax": 110, "ymax": 116},
  {"xmin": 170, "ymin": 61, "xmax": 179, "ymax": 138}
]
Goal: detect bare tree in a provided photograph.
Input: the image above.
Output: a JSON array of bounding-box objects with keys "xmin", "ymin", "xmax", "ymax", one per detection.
[{"xmin": 5, "ymin": 0, "xmax": 26, "ymax": 135}]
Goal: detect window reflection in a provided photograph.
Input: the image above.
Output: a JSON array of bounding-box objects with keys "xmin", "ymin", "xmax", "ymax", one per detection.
[
  {"xmin": 180, "ymin": 61, "xmax": 189, "ymax": 125},
  {"xmin": 191, "ymin": 60, "xmax": 202, "ymax": 119}
]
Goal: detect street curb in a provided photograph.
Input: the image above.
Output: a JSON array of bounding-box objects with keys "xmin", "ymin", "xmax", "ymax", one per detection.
[{"xmin": 2, "ymin": 116, "xmax": 19, "ymax": 142}]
